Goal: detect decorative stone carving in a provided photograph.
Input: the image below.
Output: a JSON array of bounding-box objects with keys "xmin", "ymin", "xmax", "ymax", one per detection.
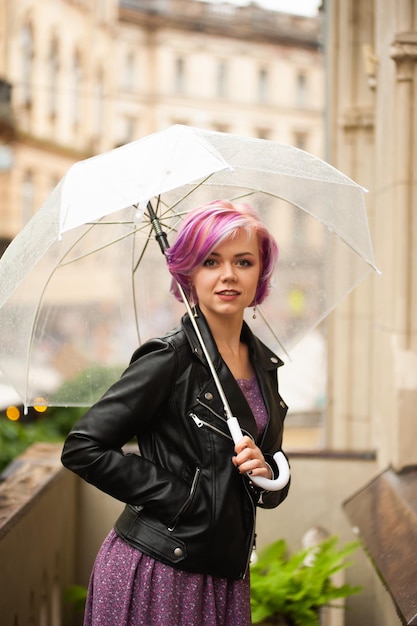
[{"xmin": 390, "ymin": 32, "xmax": 417, "ymax": 80}]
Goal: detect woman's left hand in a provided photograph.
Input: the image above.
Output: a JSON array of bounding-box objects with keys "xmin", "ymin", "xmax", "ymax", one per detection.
[{"xmin": 232, "ymin": 436, "xmax": 273, "ymax": 479}]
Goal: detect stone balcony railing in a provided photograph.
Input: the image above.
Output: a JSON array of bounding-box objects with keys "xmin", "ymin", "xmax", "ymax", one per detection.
[
  {"xmin": 119, "ymin": 0, "xmax": 320, "ymax": 48},
  {"xmin": 0, "ymin": 444, "xmax": 79, "ymax": 626}
]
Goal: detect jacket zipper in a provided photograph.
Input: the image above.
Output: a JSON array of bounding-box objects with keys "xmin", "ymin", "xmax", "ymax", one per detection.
[
  {"xmin": 242, "ymin": 481, "xmax": 256, "ymax": 578},
  {"xmin": 190, "ymin": 413, "xmax": 233, "ymax": 440},
  {"xmin": 168, "ymin": 465, "xmax": 201, "ymax": 532},
  {"xmin": 196, "ymin": 397, "xmax": 228, "ymax": 421}
]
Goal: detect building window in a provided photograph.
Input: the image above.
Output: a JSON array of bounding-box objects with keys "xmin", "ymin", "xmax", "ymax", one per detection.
[
  {"xmin": 296, "ymin": 71, "xmax": 308, "ymax": 107},
  {"xmin": 71, "ymin": 51, "xmax": 82, "ymax": 126},
  {"xmin": 21, "ymin": 24, "xmax": 34, "ymax": 107},
  {"xmin": 171, "ymin": 118, "xmax": 188, "ymax": 127},
  {"xmin": 293, "ymin": 131, "xmax": 308, "ymax": 151},
  {"xmin": 216, "ymin": 60, "xmax": 228, "ymax": 98},
  {"xmin": 212, "ymin": 123, "xmax": 229, "ymax": 134},
  {"xmin": 258, "ymin": 68, "xmax": 268, "ymax": 103},
  {"xmin": 123, "ymin": 51, "xmax": 135, "ymax": 91},
  {"xmin": 174, "ymin": 57, "xmax": 185, "ymax": 94},
  {"xmin": 93, "ymin": 68, "xmax": 105, "ymax": 138},
  {"xmin": 96, "ymin": 0, "xmax": 108, "ymax": 21},
  {"xmin": 48, "ymin": 37, "xmax": 59, "ymax": 118},
  {"xmin": 123, "ymin": 117, "xmax": 135, "ymax": 144},
  {"xmin": 21, "ymin": 170, "xmax": 34, "ymax": 225},
  {"xmin": 50, "ymin": 175, "xmax": 60, "ymax": 193},
  {"xmin": 256, "ymin": 128, "xmax": 271, "ymax": 140}
]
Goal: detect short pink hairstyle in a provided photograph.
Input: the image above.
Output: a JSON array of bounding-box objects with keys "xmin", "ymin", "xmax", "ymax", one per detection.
[{"xmin": 166, "ymin": 200, "xmax": 278, "ymax": 307}]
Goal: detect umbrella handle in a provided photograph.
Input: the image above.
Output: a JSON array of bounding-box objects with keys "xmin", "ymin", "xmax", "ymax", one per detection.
[{"xmin": 228, "ymin": 417, "xmax": 290, "ymax": 492}]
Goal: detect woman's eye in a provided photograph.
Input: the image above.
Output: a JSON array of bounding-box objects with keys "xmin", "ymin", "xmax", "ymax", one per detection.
[
  {"xmin": 237, "ymin": 259, "xmax": 252, "ymax": 267},
  {"xmin": 203, "ymin": 258, "xmax": 217, "ymax": 267}
]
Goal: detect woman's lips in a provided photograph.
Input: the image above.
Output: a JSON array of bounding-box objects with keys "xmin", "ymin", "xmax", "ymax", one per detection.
[{"xmin": 216, "ymin": 290, "xmax": 240, "ymax": 300}]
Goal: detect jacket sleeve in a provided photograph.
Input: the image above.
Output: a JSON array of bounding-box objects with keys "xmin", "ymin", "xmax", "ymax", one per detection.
[{"xmin": 61, "ymin": 338, "xmax": 192, "ymax": 527}]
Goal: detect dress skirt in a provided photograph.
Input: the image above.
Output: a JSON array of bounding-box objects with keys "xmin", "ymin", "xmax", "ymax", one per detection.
[{"xmin": 83, "ymin": 528, "xmax": 252, "ymax": 626}]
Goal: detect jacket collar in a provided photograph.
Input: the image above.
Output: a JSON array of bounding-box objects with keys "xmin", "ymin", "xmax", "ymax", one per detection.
[{"xmin": 181, "ymin": 306, "xmax": 223, "ymax": 370}]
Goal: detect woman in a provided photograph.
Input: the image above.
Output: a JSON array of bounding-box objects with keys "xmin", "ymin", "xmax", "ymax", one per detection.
[{"xmin": 61, "ymin": 200, "xmax": 290, "ymax": 626}]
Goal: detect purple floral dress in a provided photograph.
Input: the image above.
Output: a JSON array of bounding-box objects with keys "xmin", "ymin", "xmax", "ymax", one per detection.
[{"xmin": 83, "ymin": 377, "xmax": 267, "ymax": 626}]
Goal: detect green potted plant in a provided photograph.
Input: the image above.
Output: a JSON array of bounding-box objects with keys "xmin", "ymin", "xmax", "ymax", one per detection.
[{"xmin": 250, "ymin": 535, "xmax": 361, "ymax": 626}]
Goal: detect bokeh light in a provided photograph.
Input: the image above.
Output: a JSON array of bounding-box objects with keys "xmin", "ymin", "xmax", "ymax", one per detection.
[
  {"xmin": 33, "ymin": 399, "xmax": 48, "ymax": 413},
  {"xmin": 6, "ymin": 406, "xmax": 20, "ymax": 421}
]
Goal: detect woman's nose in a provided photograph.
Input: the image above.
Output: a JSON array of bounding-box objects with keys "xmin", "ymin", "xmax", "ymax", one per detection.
[{"xmin": 220, "ymin": 262, "xmax": 237, "ymax": 281}]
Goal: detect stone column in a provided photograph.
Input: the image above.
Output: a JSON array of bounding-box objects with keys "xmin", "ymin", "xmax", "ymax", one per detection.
[
  {"xmin": 327, "ymin": 0, "xmax": 417, "ymax": 471},
  {"xmin": 325, "ymin": 0, "xmax": 377, "ymax": 451},
  {"xmin": 376, "ymin": 19, "xmax": 417, "ymax": 470}
]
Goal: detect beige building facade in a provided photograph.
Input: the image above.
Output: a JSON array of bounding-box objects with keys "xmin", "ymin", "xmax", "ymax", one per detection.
[{"xmin": 0, "ymin": 0, "xmax": 323, "ymax": 241}]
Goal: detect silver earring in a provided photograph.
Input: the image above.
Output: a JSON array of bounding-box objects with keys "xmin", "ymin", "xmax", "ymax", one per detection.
[{"xmin": 252, "ymin": 306, "xmax": 257, "ymax": 320}]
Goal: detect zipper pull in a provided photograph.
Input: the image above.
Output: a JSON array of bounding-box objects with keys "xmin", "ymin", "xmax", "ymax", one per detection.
[{"xmin": 190, "ymin": 413, "xmax": 204, "ymax": 428}]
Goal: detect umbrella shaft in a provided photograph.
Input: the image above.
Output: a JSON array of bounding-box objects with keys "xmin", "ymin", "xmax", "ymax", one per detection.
[{"xmin": 147, "ymin": 202, "xmax": 169, "ymax": 253}]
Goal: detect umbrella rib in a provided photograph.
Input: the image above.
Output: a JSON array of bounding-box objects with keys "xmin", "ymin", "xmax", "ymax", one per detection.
[
  {"xmin": 256, "ymin": 308, "xmax": 291, "ymax": 360},
  {"xmin": 161, "ymin": 173, "xmax": 215, "ymax": 212},
  {"xmin": 161, "ymin": 189, "xmax": 257, "ymax": 221},
  {"xmin": 129, "ymin": 200, "xmax": 164, "ymax": 344},
  {"xmin": 154, "ymin": 187, "xmax": 258, "ymax": 239},
  {"xmin": 158, "ymin": 187, "xmax": 257, "ymax": 221},
  {"xmin": 131, "ymin": 231, "xmax": 147, "ymax": 345},
  {"xmin": 149, "ymin": 173, "xmax": 225, "ymax": 225},
  {"xmin": 58, "ymin": 225, "xmax": 150, "ymax": 267},
  {"xmin": 131, "ymin": 208, "xmax": 157, "ymax": 345},
  {"xmin": 85, "ymin": 220, "xmax": 138, "ymax": 225},
  {"xmin": 132, "ymin": 233, "xmax": 152, "ymax": 274}
]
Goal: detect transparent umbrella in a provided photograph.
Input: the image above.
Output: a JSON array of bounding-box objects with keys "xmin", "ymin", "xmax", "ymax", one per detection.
[{"xmin": 0, "ymin": 124, "xmax": 379, "ymax": 413}]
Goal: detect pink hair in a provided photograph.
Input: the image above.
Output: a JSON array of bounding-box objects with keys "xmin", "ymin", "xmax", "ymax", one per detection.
[{"xmin": 166, "ymin": 200, "xmax": 278, "ymax": 307}]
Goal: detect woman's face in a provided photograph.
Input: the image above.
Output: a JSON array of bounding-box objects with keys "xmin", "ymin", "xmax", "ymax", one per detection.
[{"xmin": 190, "ymin": 228, "xmax": 261, "ymax": 321}]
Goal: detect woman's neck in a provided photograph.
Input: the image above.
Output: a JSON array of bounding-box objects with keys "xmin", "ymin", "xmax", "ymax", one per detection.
[
  {"xmin": 201, "ymin": 308, "xmax": 243, "ymax": 348},
  {"xmin": 200, "ymin": 309, "xmax": 254, "ymax": 380}
]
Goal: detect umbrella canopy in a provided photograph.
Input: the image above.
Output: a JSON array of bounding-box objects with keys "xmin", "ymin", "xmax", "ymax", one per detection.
[{"xmin": 0, "ymin": 125, "xmax": 379, "ymax": 408}]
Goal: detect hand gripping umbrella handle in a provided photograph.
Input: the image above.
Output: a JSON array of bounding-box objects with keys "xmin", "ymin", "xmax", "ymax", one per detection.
[{"xmin": 227, "ymin": 417, "xmax": 290, "ymax": 491}]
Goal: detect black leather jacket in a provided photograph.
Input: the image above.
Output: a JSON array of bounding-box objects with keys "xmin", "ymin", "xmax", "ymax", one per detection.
[{"xmin": 61, "ymin": 310, "xmax": 290, "ymax": 579}]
